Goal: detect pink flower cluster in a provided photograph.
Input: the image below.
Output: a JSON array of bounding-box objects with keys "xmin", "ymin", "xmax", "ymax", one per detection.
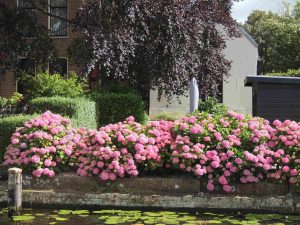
[
  {"xmin": 3, "ymin": 111, "xmax": 79, "ymax": 177},
  {"xmin": 3, "ymin": 110, "xmax": 300, "ymax": 193},
  {"xmin": 74, "ymin": 117, "xmax": 161, "ymax": 180},
  {"xmin": 172, "ymin": 111, "xmax": 300, "ymax": 192}
]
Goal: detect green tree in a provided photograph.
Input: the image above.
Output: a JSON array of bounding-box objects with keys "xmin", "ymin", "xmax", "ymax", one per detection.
[
  {"xmin": 0, "ymin": 1, "xmax": 58, "ymax": 74},
  {"xmin": 293, "ymin": 0, "xmax": 300, "ymax": 19},
  {"xmin": 244, "ymin": 2, "xmax": 300, "ymax": 74}
]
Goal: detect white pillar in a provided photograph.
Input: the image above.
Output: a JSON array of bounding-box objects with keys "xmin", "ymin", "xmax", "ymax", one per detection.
[{"xmin": 189, "ymin": 78, "xmax": 199, "ymax": 113}]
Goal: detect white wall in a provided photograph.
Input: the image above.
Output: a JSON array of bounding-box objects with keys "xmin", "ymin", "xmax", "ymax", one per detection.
[
  {"xmin": 149, "ymin": 29, "xmax": 258, "ymax": 116},
  {"xmin": 149, "ymin": 89, "xmax": 190, "ymax": 116},
  {"xmin": 222, "ymin": 29, "xmax": 258, "ymax": 114}
]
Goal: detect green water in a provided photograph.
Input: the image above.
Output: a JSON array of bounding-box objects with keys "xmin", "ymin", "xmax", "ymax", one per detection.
[{"xmin": 0, "ymin": 208, "xmax": 299, "ymax": 225}]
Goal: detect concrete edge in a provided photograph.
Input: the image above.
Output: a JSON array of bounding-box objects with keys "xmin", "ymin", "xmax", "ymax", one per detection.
[{"xmin": 0, "ymin": 189, "xmax": 297, "ymax": 214}]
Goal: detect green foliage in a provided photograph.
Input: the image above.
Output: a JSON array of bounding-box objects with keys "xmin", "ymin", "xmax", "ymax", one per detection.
[
  {"xmin": 28, "ymin": 97, "xmax": 97, "ymax": 129},
  {"xmin": 18, "ymin": 72, "xmax": 85, "ymax": 99},
  {"xmin": 0, "ymin": 114, "xmax": 36, "ymax": 162},
  {"xmin": 244, "ymin": 8, "xmax": 300, "ymax": 74},
  {"xmin": 198, "ymin": 97, "xmax": 228, "ymax": 115},
  {"xmin": 294, "ymin": 0, "xmax": 300, "ymax": 19},
  {"xmin": 267, "ymin": 68, "xmax": 300, "ymax": 77},
  {"xmin": 91, "ymin": 92, "xmax": 147, "ymax": 125},
  {"xmin": 150, "ymin": 111, "xmax": 183, "ymax": 121},
  {"xmin": 0, "ymin": 97, "xmax": 8, "ymax": 109},
  {"xmin": 7, "ymin": 92, "xmax": 23, "ymax": 106}
]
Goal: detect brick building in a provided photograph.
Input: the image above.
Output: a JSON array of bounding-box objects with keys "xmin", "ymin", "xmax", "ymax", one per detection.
[{"xmin": 0, "ymin": 0, "xmax": 82, "ymax": 98}]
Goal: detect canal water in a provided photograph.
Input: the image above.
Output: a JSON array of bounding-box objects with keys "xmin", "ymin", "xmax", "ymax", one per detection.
[{"xmin": 0, "ymin": 208, "xmax": 300, "ymax": 225}]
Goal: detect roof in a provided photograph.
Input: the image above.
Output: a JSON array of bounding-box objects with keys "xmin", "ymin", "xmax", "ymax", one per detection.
[
  {"xmin": 238, "ymin": 26, "xmax": 258, "ymax": 49},
  {"xmin": 245, "ymin": 75, "xmax": 300, "ymax": 86}
]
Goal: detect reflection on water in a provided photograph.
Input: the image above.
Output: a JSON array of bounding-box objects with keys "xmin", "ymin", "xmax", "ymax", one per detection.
[{"xmin": 0, "ymin": 208, "xmax": 300, "ymax": 225}]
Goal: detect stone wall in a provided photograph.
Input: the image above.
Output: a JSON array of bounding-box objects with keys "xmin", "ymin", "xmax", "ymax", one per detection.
[{"xmin": 0, "ymin": 172, "xmax": 298, "ymax": 213}]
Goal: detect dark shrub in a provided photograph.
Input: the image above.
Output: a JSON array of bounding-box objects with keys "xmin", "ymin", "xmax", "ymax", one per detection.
[{"xmin": 91, "ymin": 92, "xmax": 147, "ymax": 126}]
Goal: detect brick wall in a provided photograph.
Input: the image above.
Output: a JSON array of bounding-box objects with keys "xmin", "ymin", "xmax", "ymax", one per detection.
[{"xmin": 0, "ymin": 0, "xmax": 83, "ymax": 98}]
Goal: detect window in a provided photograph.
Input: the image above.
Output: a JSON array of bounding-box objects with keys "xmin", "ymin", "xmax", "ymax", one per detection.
[
  {"xmin": 50, "ymin": 0, "xmax": 68, "ymax": 36},
  {"xmin": 17, "ymin": 58, "xmax": 36, "ymax": 94},
  {"xmin": 18, "ymin": 0, "xmax": 37, "ymax": 37},
  {"xmin": 49, "ymin": 57, "xmax": 68, "ymax": 76}
]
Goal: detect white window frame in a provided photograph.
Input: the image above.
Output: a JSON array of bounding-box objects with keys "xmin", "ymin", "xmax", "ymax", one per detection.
[{"xmin": 48, "ymin": 0, "xmax": 69, "ymax": 38}]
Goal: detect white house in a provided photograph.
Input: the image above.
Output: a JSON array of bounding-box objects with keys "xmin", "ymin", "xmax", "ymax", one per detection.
[{"xmin": 149, "ymin": 26, "xmax": 258, "ymax": 116}]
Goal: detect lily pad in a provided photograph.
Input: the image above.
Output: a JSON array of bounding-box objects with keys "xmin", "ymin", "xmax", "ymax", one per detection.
[
  {"xmin": 13, "ymin": 215, "xmax": 35, "ymax": 221},
  {"xmin": 55, "ymin": 217, "xmax": 68, "ymax": 221},
  {"xmin": 208, "ymin": 220, "xmax": 222, "ymax": 224}
]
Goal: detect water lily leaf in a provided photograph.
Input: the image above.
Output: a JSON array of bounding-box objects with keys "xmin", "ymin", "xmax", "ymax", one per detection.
[
  {"xmin": 13, "ymin": 215, "xmax": 35, "ymax": 221},
  {"xmin": 144, "ymin": 212, "xmax": 162, "ymax": 217},
  {"xmin": 49, "ymin": 222, "xmax": 57, "ymax": 225},
  {"xmin": 55, "ymin": 217, "xmax": 68, "ymax": 221},
  {"xmin": 207, "ymin": 220, "xmax": 222, "ymax": 224},
  {"xmin": 105, "ymin": 220, "xmax": 120, "ymax": 224},
  {"xmin": 158, "ymin": 211, "xmax": 177, "ymax": 215},
  {"xmin": 58, "ymin": 210, "xmax": 73, "ymax": 215},
  {"xmin": 36, "ymin": 213, "xmax": 45, "ymax": 216},
  {"xmin": 177, "ymin": 216, "xmax": 197, "ymax": 221},
  {"xmin": 72, "ymin": 210, "xmax": 90, "ymax": 215}
]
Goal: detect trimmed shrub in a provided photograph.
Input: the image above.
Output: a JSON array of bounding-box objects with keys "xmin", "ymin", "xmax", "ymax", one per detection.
[
  {"xmin": 0, "ymin": 114, "xmax": 36, "ymax": 162},
  {"xmin": 91, "ymin": 92, "xmax": 147, "ymax": 125},
  {"xmin": 28, "ymin": 97, "xmax": 97, "ymax": 129}
]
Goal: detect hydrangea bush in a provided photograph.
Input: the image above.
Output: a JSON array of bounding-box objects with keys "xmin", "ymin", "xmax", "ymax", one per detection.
[
  {"xmin": 74, "ymin": 117, "xmax": 160, "ymax": 180},
  {"xmin": 171, "ymin": 111, "xmax": 299, "ymax": 192},
  {"xmin": 3, "ymin": 110, "xmax": 300, "ymax": 193},
  {"xmin": 3, "ymin": 111, "xmax": 80, "ymax": 177}
]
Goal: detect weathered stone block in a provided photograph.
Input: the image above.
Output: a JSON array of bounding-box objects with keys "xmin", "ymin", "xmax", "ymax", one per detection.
[
  {"xmin": 288, "ymin": 184, "xmax": 300, "ymax": 195},
  {"xmin": 22, "ymin": 173, "xmax": 99, "ymax": 192},
  {"xmin": 99, "ymin": 175, "xmax": 201, "ymax": 194},
  {"xmin": 236, "ymin": 182, "xmax": 288, "ymax": 196},
  {"xmin": 199, "ymin": 182, "xmax": 289, "ymax": 196}
]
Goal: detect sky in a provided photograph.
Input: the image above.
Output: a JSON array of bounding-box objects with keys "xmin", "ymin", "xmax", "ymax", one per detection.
[{"xmin": 232, "ymin": 0, "xmax": 298, "ymax": 23}]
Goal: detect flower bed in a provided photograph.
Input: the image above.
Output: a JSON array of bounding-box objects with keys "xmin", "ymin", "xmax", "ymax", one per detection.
[{"xmin": 3, "ymin": 110, "xmax": 300, "ymax": 193}]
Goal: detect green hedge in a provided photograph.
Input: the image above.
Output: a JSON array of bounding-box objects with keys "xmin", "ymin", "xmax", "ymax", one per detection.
[
  {"xmin": 267, "ymin": 68, "xmax": 300, "ymax": 77},
  {"xmin": 28, "ymin": 97, "xmax": 97, "ymax": 129},
  {"xmin": 91, "ymin": 93, "xmax": 147, "ymax": 126},
  {"xmin": 0, "ymin": 114, "xmax": 36, "ymax": 162}
]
